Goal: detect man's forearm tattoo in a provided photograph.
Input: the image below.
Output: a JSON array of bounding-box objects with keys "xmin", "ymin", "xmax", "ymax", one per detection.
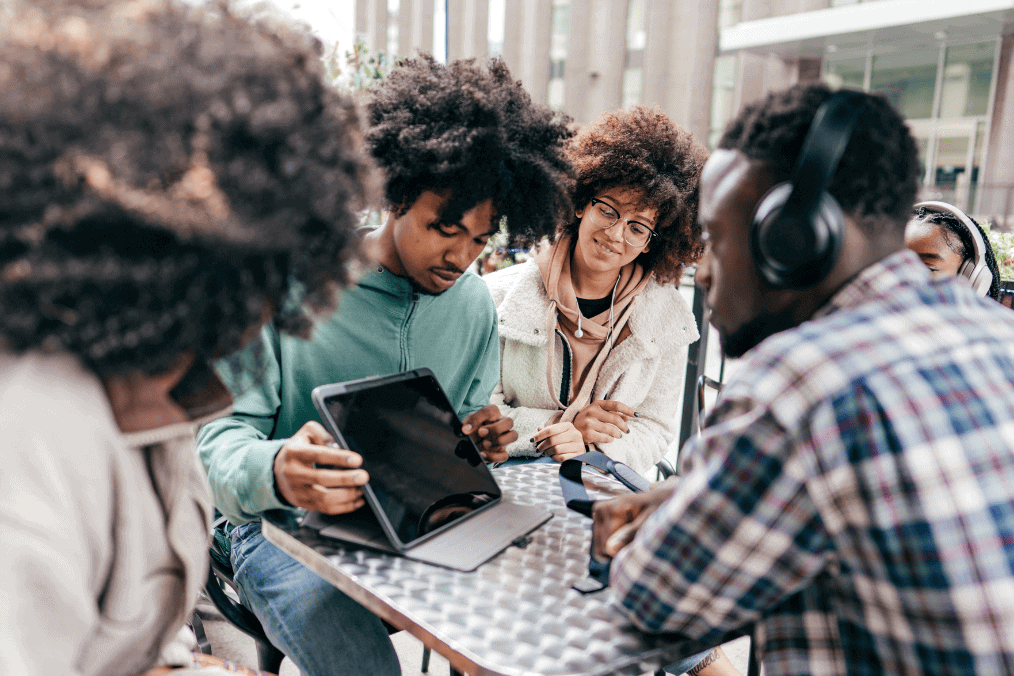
[{"xmin": 687, "ymin": 649, "xmax": 720, "ymax": 675}]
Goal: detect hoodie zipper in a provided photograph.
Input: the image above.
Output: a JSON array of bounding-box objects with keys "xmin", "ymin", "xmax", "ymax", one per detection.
[{"xmin": 400, "ymin": 290, "xmax": 419, "ymax": 371}]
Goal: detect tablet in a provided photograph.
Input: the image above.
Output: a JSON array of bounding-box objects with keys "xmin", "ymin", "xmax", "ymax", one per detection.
[{"xmin": 312, "ymin": 369, "xmax": 502, "ymax": 550}]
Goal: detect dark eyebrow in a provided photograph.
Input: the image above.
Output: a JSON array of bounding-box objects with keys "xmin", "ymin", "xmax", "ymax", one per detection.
[
  {"xmin": 917, "ymin": 252, "xmax": 944, "ymax": 262},
  {"xmin": 439, "ymin": 220, "xmax": 498, "ymax": 239}
]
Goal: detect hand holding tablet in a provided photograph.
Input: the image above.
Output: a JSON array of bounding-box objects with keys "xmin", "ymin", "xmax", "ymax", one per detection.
[{"xmin": 272, "ymin": 420, "xmax": 369, "ymax": 515}]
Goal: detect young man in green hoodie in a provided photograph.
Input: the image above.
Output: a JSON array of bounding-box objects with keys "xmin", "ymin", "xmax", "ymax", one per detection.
[{"xmin": 197, "ymin": 55, "xmax": 574, "ymax": 676}]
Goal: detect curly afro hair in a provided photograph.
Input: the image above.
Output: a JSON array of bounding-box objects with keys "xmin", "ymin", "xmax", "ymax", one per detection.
[
  {"xmin": 364, "ymin": 54, "xmax": 574, "ymax": 244},
  {"xmin": 911, "ymin": 206, "xmax": 1002, "ymax": 301},
  {"xmin": 0, "ymin": 0, "xmax": 377, "ymax": 377},
  {"xmin": 562, "ymin": 105, "xmax": 709, "ymax": 284},
  {"xmin": 719, "ymin": 83, "xmax": 920, "ymax": 233}
]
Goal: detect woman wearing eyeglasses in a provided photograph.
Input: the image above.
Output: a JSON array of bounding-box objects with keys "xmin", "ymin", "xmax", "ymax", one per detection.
[{"xmin": 483, "ymin": 106, "xmax": 709, "ymax": 474}]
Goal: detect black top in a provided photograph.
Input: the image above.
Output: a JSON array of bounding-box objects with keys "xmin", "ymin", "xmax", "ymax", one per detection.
[{"xmin": 576, "ymin": 295, "xmax": 612, "ymax": 318}]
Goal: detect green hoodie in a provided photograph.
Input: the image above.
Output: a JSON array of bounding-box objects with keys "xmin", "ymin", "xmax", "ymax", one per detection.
[{"xmin": 197, "ymin": 265, "xmax": 500, "ymax": 525}]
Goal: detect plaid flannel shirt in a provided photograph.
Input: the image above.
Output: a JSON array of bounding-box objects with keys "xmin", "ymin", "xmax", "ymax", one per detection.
[{"xmin": 611, "ymin": 250, "xmax": 1014, "ymax": 675}]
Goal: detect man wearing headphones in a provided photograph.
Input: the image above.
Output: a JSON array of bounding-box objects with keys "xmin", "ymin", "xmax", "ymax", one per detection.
[{"xmin": 592, "ymin": 83, "xmax": 1014, "ymax": 675}]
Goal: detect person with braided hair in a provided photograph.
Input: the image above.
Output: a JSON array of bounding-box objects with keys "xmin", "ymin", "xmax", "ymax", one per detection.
[
  {"xmin": 0, "ymin": 1, "xmax": 374, "ymax": 675},
  {"xmin": 197, "ymin": 54, "xmax": 574, "ymax": 676},
  {"xmin": 905, "ymin": 201, "xmax": 1003, "ymax": 301}
]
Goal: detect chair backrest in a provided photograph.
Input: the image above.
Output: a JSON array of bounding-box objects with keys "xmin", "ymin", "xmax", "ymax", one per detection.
[
  {"xmin": 676, "ymin": 280, "xmax": 726, "ymax": 467},
  {"xmin": 998, "ymin": 280, "xmax": 1014, "ymax": 309}
]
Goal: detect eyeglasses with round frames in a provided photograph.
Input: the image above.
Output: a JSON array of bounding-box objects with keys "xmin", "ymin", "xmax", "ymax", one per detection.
[{"xmin": 588, "ymin": 198, "xmax": 657, "ymax": 248}]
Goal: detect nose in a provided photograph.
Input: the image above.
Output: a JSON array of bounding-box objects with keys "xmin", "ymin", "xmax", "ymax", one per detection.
[
  {"xmin": 601, "ymin": 219, "xmax": 626, "ymax": 242},
  {"xmin": 444, "ymin": 240, "xmax": 473, "ymax": 271},
  {"xmin": 694, "ymin": 247, "xmax": 712, "ymax": 291}
]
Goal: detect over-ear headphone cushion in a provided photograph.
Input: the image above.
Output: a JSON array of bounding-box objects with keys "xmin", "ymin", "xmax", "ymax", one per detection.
[
  {"xmin": 962, "ymin": 258, "xmax": 993, "ymax": 295},
  {"xmin": 751, "ymin": 183, "xmax": 845, "ymax": 289}
]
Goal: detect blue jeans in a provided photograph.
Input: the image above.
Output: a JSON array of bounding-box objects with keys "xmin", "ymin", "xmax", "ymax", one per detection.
[{"xmin": 230, "ymin": 521, "xmax": 401, "ymax": 676}]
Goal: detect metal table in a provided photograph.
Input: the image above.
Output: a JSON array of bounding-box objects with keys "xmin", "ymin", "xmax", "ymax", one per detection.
[{"xmin": 262, "ymin": 463, "xmax": 712, "ymax": 676}]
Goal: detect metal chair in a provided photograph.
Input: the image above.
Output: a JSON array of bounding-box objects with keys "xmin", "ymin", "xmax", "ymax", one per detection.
[
  {"xmin": 203, "ymin": 516, "xmax": 437, "ymax": 674},
  {"xmin": 205, "ymin": 521, "xmax": 286, "ymax": 674}
]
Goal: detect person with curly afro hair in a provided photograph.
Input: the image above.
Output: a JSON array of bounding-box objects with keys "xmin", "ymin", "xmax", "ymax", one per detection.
[
  {"xmin": 198, "ymin": 54, "xmax": 575, "ymax": 676},
  {"xmin": 905, "ymin": 202, "xmax": 1002, "ymax": 301},
  {"xmin": 597, "ymin": 83, "xmax": 1014, "ymax": 676},
  {"xmin": 0, "ymin": 1, "xmax": 375, "ymax": 675},
  {"xmin": 484, "ymin": 106, "xmax": 708, "ymax": 469}
]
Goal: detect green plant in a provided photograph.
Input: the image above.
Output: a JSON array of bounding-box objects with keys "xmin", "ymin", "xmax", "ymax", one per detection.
[
  {"xmin": 984, "ymin": 223, "xmax": 1014, "ymax": 281},
  {"xmin": 322, "ymin": 38, "xmax": 391, "ymax": 226},
  {"xmin": 323, "ymin": 38, "xmax": 390, "ymax": 92}
]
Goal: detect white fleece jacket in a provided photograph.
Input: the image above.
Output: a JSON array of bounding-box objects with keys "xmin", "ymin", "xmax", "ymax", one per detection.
[{"xmin": 484, "ymin": 260, "xmax": 699, "ymax": 473}]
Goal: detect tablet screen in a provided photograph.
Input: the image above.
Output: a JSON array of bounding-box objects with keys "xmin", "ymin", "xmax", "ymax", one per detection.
[{"xmin": 319, "ymin": 373, "xmax": 501, "ymax": 547}]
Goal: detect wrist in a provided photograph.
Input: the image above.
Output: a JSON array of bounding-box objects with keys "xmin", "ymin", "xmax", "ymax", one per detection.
[{"xmin": 271, "ymin": 446, "xmax": 293, "ymax": 507}]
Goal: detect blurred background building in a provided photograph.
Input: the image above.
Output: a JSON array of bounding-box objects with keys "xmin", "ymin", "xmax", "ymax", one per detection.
[{"xmin": 355, "ymin": 0, "xmax": 1014, "ymax": 226}]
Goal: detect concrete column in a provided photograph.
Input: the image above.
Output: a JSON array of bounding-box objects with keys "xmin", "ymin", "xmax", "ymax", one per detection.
[
  {"xmin": 733, "ymin": 52, "xmax": 796, "ymax": 112},
  {"xmin": 741, "ymin": 0, "xmax": 773, "ymax": 21},
  {"xmin": 564, "ymin": 0, "xmax": 626, "ymax": 123},
  {"xmin": 360, "ymin": 0, "xmax": 388, "ymax": 56},
  {"xmin": 395, "ymin": 0, "xmax": 435, "ymax": 57},
  {"xmin": 448, "ymin": 0, "xmax": 488, "ymax": 61},
  {"xmin": 643, "ymin": 0, "xmax": 719, "ymax": 142},
  {"xmin": 978, "ymin": 33, "xmax": 1014, "ymax": 220},
  {"xmin": 409, "ymin": 0, "xmax": 435, "ymax": 57},
  {"xmin": 502, "ymin": 0, "xmax": 553, "ymax": 105},
  {"xmin": 355, "ymin": 0, "xmax": 370, "ymax": 45},
  {"xmin": 562, "ymin": 0, "xmax": 591, "ymax": 121},
  {"xmin": 771, "ymin": 0, "xmax": 829, "ymax": 16}
]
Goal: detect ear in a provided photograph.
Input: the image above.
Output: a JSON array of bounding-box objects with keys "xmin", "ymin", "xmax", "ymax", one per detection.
[{"xmin": 575, "ymin": 206, "xmax": 585, "ymax": 219}]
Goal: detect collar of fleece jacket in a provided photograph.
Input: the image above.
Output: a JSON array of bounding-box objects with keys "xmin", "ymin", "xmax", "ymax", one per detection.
[{"xmin": 488, "ymin": 260, "xmax": 699, "ymax": 356}]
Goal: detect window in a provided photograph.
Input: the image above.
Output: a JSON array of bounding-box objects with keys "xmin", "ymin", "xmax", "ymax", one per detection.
[
  {"xmin": 870, "ymin": 49, "xmax": 938, "ymax": 120},
  {"xmin": 942, "ymin": 41, "xmax": 995, "ymax": 118},
  {"xmin": 821, "ymin": 39, "xmax": 998, "ymax": 212},
  {"xmin": 709, "ymin": 55, "xmax": 737, "ymax": 147},
  {"xmin": 708, "ymin": 0, "xmax": 742, "ymax": 145},
  {"xmin": 823, "ymin": 55, "xmax": 866, "ymax": 91}
]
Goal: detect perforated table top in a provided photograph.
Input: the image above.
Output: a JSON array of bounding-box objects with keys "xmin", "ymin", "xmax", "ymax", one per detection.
[{"xmin": 262, "ymin": 463, "xmax": 714, "ymax": 676}]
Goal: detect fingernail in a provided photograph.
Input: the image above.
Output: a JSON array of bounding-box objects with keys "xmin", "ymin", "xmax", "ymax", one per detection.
[
  {"xmin": 634, "ymin": 412, "xmax": 640, "ymax": 418},
  {"xmin": 529, "ymin": 437, "xmax": 535, "ymax": 443}
]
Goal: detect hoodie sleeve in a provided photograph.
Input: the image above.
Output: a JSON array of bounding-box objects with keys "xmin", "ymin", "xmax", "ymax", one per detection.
[
  {"xmin": 457, "ymin": 308, "xmax": 503, "ymax": 420},
  {"xmin": 592, "ymin": 341, "xmax": 688, "ymax": 474},
  {"xmin": 197, "ymin": 325, "xmax": 291, "ymax": 525},
  {"xmin": 490, "ymin": 359, "xmax": 561, "ymax": 459}
]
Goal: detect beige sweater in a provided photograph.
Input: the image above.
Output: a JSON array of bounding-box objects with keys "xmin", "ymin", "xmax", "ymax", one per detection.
[
  {"xmin": 485, "ymin": 260, "xmax": 700, "ymax": 473},
  {"xmin": 0, "ymin": 351, "xmax": 216, "ymax": 676}
]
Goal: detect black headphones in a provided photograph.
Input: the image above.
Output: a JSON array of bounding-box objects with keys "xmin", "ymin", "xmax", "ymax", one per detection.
[{"xmin": 750, "ymin": 90, "xmax": 867, "ymax": 289}]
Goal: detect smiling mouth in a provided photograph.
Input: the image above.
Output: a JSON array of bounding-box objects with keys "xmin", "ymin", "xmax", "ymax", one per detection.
[{"xmin": 594, "ymin": 239, "xmax": 620, "ymax": 255}]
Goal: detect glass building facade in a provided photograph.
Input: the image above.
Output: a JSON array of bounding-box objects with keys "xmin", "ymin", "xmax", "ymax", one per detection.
[{"xmin": 824, "ymin": 39, "xmax": 1000, "ymax": 213}]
